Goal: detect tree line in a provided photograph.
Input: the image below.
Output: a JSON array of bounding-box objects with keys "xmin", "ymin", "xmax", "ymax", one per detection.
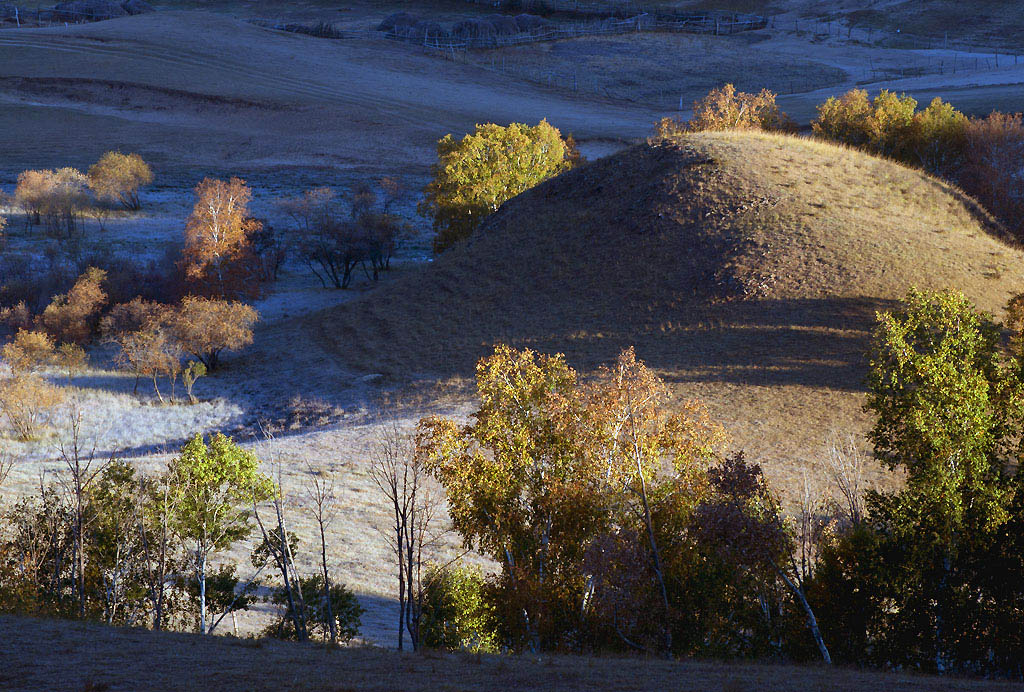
[
  {"xmin": 0, "ymin": 427, "xmax": 363, "ymax": 642},
  {"xmin": 0, "ymin": 289, "xmax": 1020, "ymax": 677},
  {"xmin": 378, "ymin": 290, "xmax": 1023, "ymax": 678}
]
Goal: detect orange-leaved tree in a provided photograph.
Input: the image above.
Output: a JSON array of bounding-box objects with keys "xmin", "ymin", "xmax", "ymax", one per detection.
[
  {"xmin": 182, "ymin": 177, "xmax": 261, "ymax": 299},
  {"xmin": 170, "ymin": 296, "xmax": 257, "ymax": 371},
  {"xmin": 38, "ymin": 267, "xmax": 108, "ymax": 344}
]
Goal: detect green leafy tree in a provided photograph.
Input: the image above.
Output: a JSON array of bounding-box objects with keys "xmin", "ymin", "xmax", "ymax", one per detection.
[
  {"xmin": 814, "ymin": 289, "xmax": 1022, "ymax": 674},
  {"xmin": 420, "ymin": 564, "xmax": 497, "ymax": 652},
  {"xmin": 419, "ymin": 120, "xmax": 579, "ymax": 253},
  {"xmin": 86, "ymin": 461, "xmax": 150, "ymax": 626},
  {"xmin": 166, "ymin": 433, "xmax": 273, "ymax": 634}
]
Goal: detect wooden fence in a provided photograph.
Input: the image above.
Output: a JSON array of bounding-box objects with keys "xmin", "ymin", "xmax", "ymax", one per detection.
[{"xmin": 385, "ymin": 12, "xmax": 768, "ymax": 52}]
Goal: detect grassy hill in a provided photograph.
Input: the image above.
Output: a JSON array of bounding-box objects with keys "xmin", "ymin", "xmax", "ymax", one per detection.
[
  {"xmin": 318, "ymin": 131, "xmax": 1024, "ymax": 496},
  {"xmin": 4, "ymin": 614, "xmax": 1022, "ymax": 692}
]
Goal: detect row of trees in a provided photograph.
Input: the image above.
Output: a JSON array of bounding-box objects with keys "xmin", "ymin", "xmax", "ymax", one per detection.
[
  {"xmin": 654, "ymin": 84, "xmax": 1024, "ymax": 243},
  {"xmin": 11, "ymin": 152, "xmax": 153, "ymax": 239},
  {"xmin": 372, "ymin": 299, "xmax": 1024, "ymax": 677},
  {"xmin": 0, "ymin": 428, "xmax": 363, "ymax": 642},
  {"xmin": 406, "ymin": 345, "xmax": 831, "ymax": 660},
  {"xmin": 181, "ymin": 177, "xmax": 410, "ymax": 299}
]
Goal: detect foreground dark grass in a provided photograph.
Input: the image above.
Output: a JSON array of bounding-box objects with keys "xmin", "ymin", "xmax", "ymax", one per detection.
[{"xmin": 2, "ymin": 614, "xmax": 1022, "ymax": 692}]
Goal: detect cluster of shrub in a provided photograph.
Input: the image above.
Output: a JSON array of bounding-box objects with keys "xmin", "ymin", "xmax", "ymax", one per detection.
[
  {"xmin": 0, "ymin": 264, "xmax": 257, "ymax": 439},
  {"xmin": 391, "ymin": 289, "xmax": 1024, "ymax": 678},
  {"xmin": 656, "ymin": 84, "xmax": 1024, "ymax": 243},
  {"xmin": 0, "ymin": 431, "xmax": 363, "ymax": 642}
]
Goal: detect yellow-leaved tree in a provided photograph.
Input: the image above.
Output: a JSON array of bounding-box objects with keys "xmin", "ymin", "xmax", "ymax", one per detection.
[
  {"xmin": 418, "ymin": 120, "xmax": 581, "ymax": 253},
  {"xmin": 87, "ymin": 151, "xmax": 154, "ymax": 211}
]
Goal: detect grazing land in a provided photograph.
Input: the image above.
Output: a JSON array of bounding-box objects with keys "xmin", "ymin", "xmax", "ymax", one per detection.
[{"xmin": 1, "ymin": 0, "xmax": 1024, "ymax": 682}]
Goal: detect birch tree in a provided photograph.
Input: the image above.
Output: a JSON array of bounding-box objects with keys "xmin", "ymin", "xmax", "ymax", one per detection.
[{"xmin": 166, "ymin": 432, "xmax": 273, "ymax": 634}]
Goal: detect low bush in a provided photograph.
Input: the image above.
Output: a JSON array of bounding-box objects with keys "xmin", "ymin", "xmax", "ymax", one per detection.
[
  {"xmin": 420, "ymin": 564, "xmax": 498, "ymax": 653},
  {"xmin": 0, "ymin": 373, "xmax": 65, "ymax": 440}
]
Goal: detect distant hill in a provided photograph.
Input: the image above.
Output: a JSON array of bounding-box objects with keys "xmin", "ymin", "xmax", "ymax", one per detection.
[{"xmin": 318, "ymin": 131, "xmax": 1024, "ymax": 494}]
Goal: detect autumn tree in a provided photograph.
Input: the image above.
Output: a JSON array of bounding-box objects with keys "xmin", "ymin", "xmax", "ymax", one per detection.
[
  {"xmin": 38, "ymin": 267, "xmax": 108, "ymax": 344},
  {"xmin": 170, "ymin": 296, "xmax": 257, "ymax": 370},
  {"xmin": 14, "ymin": 168, "xmax": 90, "ymax": 238},
  {"xmin": 656, "ymin": 84, "xmax": 795, "ymax": 137},
  {"xmin": 101, "ymin": 298, "xmax": 178, "ymax": 400},
  {"xmin": 166, "ymin": 433, "xmax": 273, "ymax": 634},
  {"xmin": 812, "ymin": 90, "xmax": 965, "ymax": 171},
  {"xmin": 14, "ymin": 169, "xmax": 49, "ymax": 226},
  {"xmin": 1, "ymin": 329, "xmax": 56, "ymax": 375},
  {"xmin": 419, "ymin": 120, "xmax": 580, "ymax": 252},
  {"xmin": 182, "ymin": 177, "xmax": 261, "ymax": 299},
  {"xmin": 0, "ymin": 330, "xmax": 64, "ymax": 440},
  {"xmin": 87, "ymin": 151, "xmax": 154, "ymax": 211},
  {"xmin": 44, "ymin": 168, "xmax": 90, "ymax": 239},
  {"xmin": 417, "ymin": 345, "xmax": 608, "ymax": 651},
  {"xmin": 586, "ymin": 348, "xmax": 725, "ymax": 656}
]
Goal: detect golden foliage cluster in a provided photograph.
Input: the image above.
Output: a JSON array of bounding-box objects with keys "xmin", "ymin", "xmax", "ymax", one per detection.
[
  {"xmin": 86, "ymin": 151, "xmax": 154, "ymax": 211},
  {"xmin": 655, "ymin": 84, "xmax": 796, "ymax": 138},
  {"xmin": 182, "ymin": 177, "xmax": 262, "ymax": 299},
  {"xmin": 419, "ymin": 120, "xmax": 580, "ymax": 252}
]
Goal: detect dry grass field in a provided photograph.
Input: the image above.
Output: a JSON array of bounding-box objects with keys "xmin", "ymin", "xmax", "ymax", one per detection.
[
  {"xmin": 4, "ymin": 614, "xmax": 1024, "ymax": 692},
  {"xmin": 1, "ymin": 0, "xmax": 1024, "ymax": 678},
  {"xmin": 318, "ymin": 130, "xmax": 1024, "ymax": 498}
]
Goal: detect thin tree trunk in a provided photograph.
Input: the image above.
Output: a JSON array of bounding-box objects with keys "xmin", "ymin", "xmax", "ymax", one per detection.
[
  {"xmin": 199, "ymin": 550, "xmax": 208, "ymax": 634},
  {"xmin": 776, "ymin": 564, "xmax": 831, "ymax": 664},
  {"xmin": 634, "ymin": 444, "xmax": 672, "ymax": 657},
  {"xmin": 319, "ymin": 520, "xmax": 337, "ymax": 643}
]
